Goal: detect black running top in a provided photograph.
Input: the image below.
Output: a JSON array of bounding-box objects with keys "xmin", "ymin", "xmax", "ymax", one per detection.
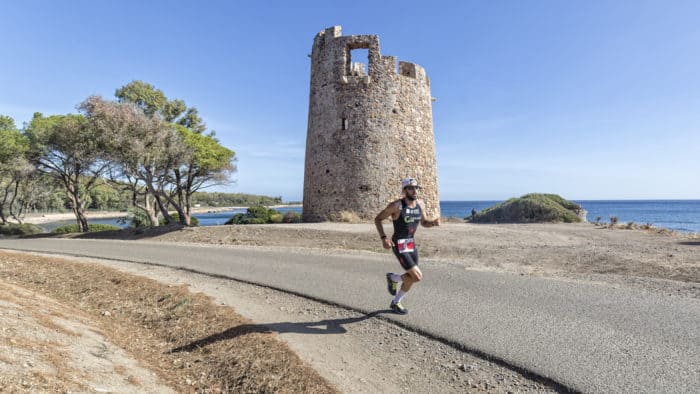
[{"xmin": 392, "ymin": 198, "xmax": 422, "ymax": 240}]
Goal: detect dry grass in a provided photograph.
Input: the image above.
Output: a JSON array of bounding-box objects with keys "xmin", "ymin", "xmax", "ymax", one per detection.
[
  {"xmin": 0, "ymin": 251, "xmax": 338, "ymax": 393},
  {"xmin": 330, "ymin": 210, "xmax": 364, "ymax": 223}
]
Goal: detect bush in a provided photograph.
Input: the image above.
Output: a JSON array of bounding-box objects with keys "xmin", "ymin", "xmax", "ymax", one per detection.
[
  {"xmin": 472, "ymin": 193, "xmax": 583, "ymax": 223},
  {"xmin": 225, "ymin": 205, "xmax": 283, "ymax": 225},
  {"xmin": 159, "ymin": 213, "xmax": 199, "ymax": 226},
  {"xmin": 609, "ymin": 216, "xmax": 619, "ymax": 227},
  {"xmin": 0, "ymin": 223, "xmax": 43, "ymax": 236},
  {"xmin": 282, "ymin": 211, "xmax": 302, "ymax": 223},
  {"xmin": 330, "ymin": 210, "xmax": 362, "ymax": 223},
  {"xmin": 52, "ymin": 223, "xmax": 121, "ymax": 234},
  {"xmin": 119, "ymin": 208, "xmax": 152, "ymax": 228}
]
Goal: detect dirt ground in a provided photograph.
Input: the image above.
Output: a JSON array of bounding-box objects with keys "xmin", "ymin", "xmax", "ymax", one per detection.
[
  {"xmin": 0, "ymin": 280, "xmax": 174, "ymax": 393},
  {"xmin": 0, "ymin": 251, "xmax": 337, "ymax": 393}
]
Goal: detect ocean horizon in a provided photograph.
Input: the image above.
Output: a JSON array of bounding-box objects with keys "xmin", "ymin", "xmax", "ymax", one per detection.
[
  {"xmin": 440, "ymin": 199, "xmax": 700, "ymax": 233},
  {"xmin": 39, "ymin": 199, "xmax": 700, "ymax": 233}
]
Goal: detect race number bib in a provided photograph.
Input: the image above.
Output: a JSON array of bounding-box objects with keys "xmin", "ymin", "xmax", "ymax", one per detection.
[{"xmin": 396, "ymin": 238, "xmax": 415, "ymax": 253}]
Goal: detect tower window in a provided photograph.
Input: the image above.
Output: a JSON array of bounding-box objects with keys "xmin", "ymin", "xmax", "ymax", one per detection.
[{"xmin": 341, "ymin": 118, "xmax": 348, "ymax": 130}]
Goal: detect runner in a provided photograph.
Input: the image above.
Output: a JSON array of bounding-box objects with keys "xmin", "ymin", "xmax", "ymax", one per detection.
[{"xmin": 374, "ymin": 178, "xmax": 440, "ymax": 314}]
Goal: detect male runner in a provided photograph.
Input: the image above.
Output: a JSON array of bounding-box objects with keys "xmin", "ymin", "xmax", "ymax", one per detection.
[{"xmin": 374, "ymin": 178, "xmax": 440, "ymax": 314}]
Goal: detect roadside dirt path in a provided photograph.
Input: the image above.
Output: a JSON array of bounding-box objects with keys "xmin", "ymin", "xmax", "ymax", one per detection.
[{"xmin": 0, "ymin": 281, "xmax": 172, "ymax": 393}]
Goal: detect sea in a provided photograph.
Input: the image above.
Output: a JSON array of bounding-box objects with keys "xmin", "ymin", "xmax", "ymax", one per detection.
[{"xmin": 40, "ymin": 200, "xmax": 700, "ymax": 233}]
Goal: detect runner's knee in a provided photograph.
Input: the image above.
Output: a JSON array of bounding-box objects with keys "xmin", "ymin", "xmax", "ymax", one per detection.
[{"xmin": 407, "ymin": 270, "xmax": 422, "ymax": 282}]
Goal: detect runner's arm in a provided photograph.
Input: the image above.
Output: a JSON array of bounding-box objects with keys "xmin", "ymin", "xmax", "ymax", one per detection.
[
  {"xmin": 419, "ymin": 201, "xmax": 440, "ymax": 227},
  {"xmin": 375, "ymin": 201, "xmax": 399, "ymax": 247}
]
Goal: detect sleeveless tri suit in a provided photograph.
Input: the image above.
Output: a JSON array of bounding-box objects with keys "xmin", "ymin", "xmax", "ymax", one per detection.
[{"xmin": 391, "ymin": 198, "xmax": 422, "ymax": 270}]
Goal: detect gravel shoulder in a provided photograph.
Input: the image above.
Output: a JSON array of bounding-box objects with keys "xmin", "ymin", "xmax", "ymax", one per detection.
[{"xmin": 0, "ymin": 280, "xmax": 173, "ymax": 393}]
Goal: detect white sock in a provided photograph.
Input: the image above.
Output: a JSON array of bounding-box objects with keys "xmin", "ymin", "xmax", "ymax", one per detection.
[
  {"xmin": 389, "ymin": 273, "xmax": 402, "ymax": 282},
  {"xmin": 393, "ymin": 290, "xmax": 406, "ymax": 304}
]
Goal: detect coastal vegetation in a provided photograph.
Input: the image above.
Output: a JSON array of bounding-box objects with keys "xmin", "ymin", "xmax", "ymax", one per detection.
[
  {"xmin": 225, "ymin": 205, "xmax": 302, "ymax": 225},
  {"xmin": 0, "ymin": 223, "xmax": 43, "ymax": 236},
  {"xmin": 0, "ymin": 80, "xmax": 242, "ymax": 231},
  {"xmin": 191, "ymin": 191, "xmax": 282, "ymax": 207},
  {"xmin": 469, "ymin": 193, "xmax": 584, "ymax": 223},
  {"xmin": 51, "ymin": 223, "xmax": 122, "ymax": 234},
  {"xmin": 159, "ymin": 213, "xmax": 199, "ymax": 227}
]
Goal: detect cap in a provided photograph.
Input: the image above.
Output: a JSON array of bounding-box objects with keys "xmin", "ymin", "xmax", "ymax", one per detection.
[{"xmin": 401, "ymin": 178, "xmax": 421, "ymax": 189}]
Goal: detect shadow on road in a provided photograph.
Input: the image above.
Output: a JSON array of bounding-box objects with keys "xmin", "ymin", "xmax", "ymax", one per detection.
[{"xmin": 169, "ymin": 310, "xmax": 390, "ymax": 354}]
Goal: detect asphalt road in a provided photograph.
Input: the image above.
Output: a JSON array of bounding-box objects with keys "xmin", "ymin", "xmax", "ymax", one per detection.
[{"xmin": 1, "ymin": 238, "xmax": 698, "ymax": 393}]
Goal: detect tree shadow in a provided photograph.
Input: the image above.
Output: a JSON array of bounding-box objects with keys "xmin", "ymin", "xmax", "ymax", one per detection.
[
  {"xmin": 17, "ymin": 224, "xmax": 188, "ymax": 240},
  {"xmin": 72, "ymin": 224, "xmax": 187, "ymax": 240},
  {"xmin": 169, "ymin": 309, "xmax": 390, "ymax": 354}
]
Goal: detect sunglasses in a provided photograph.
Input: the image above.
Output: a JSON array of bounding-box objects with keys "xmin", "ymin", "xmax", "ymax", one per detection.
[{"xmin": 405, "ymin": 186, "xmax": 418, "ymax": 191}]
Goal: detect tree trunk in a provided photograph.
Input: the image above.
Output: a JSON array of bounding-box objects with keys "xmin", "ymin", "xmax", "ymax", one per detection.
[
  {"xmin": 143, "ymin": 193, "xmax": 159, "ymax": 226},
  {"xmin": 67, "ymin": 178, "xmax": 89, "ymax": 233},
  {"xmin": 131, "ymin": 189, "xmax": 159, "ymax": 227},
  {"xmin": 9, "ymin": 178, "xmax": 25, "ymax": 224},
  {"xmin": 147, "ymin": 183, "xmax": 172, "ymax": 225},
  {"xmin": 0, "ymin": 182, "xmax": 11, "ymax": 225}
]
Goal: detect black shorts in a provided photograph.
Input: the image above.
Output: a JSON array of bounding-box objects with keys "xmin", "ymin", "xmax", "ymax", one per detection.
[{"xmin": 392, "ymin": 243, "xmax": 419, "ymax": 270}]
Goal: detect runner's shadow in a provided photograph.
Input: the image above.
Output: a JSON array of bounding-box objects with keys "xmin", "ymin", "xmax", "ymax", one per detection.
[{"xmin": 169, "ymin": 309, "xmax": 391, "ymax": 354}]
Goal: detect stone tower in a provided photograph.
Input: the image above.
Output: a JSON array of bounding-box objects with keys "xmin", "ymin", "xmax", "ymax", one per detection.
[{"xmin": 303, "ymin": 26, "xmax": 439, "ymax": 222}]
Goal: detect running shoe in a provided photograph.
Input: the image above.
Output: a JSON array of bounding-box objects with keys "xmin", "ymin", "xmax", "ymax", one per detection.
[
  {"xmin": 390, "ymin": 301, "xmax": 408, "ymax": 315},
  {"xmin": 386, "ymin": 273, "xmax": 398, "ymax": 296}
]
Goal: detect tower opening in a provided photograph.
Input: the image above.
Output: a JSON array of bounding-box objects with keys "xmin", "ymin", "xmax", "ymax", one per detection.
[{"xmin": 347, "ymin": 48, "xmax": 369, "ymax": 76}]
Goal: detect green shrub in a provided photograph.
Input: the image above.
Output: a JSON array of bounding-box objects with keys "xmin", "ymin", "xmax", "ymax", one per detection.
[
  {"xmin": 225, "ymin": 205, "xmax": 283, "ymax": 225},
  {"xmin": 52, "ymin": 223, "xmax": 121, "ymax": 234},
  {"xmin": 472, "ymin": 193, "xmax": 583, "ymax": 223},
  {"xmin": 0, "ymin": 223, "xmax": 43, "ymax": 236},
  {"xmin": 282, "ymin": 211, "xmax": 302, "ymax": 223},
  {"xmin": 158, "ymin": 213, "xmax": 199, "ymax": 226},
  {"xmin": 119, "ymin": 208, "xmax": 152, "ymax": 228}
]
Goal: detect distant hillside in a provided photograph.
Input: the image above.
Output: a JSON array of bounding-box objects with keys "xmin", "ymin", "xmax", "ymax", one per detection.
[{"xmin": 470, "ymin": 193, "xmax": 585, "ymax": 223}]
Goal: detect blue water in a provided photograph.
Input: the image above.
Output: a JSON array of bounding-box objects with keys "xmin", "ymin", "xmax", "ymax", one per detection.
[
  {"xmin": 41, "ymin": 201, "xmax": 700, "ymax": 233},
  {"xmin": 442, "ymin": 200, "xmax": 700, "ymax": 233},
  {"xmin": 575, "ymin": 200, "xmax": 700, "ymax": 233}
]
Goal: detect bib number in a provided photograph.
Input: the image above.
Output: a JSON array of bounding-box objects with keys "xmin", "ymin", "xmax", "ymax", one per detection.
[{"xmin": 396, "ymin": 238, "xmax": 415, "ymax": 253}]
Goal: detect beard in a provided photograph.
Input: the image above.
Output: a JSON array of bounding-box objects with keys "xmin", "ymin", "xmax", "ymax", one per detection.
[{"xmin": 405, "ymin": 193, "xmax": 418, "ymax": 201}]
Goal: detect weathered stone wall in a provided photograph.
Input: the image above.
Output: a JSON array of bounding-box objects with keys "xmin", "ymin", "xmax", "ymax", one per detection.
[{"xmin": 303, "ymin": 26, "xmax": 439, "ymax": 221}]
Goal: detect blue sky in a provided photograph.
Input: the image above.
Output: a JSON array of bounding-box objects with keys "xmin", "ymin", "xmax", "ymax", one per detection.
[{"xmin": 2, "ymin": 1, "xmax": 699, "ymax": 201}]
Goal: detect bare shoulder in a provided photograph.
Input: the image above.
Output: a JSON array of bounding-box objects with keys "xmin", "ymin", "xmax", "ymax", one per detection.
[
  {"xmin": 376, "ymin": 199, "xmax": 402, "ymax": 221},
  {"xmin": 386, "ymin": 199, "xmax": 402, "ymax": 213}
]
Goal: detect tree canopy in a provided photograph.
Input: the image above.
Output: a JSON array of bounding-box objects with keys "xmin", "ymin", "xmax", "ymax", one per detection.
[{"xmin": 2, "ymin": 80, "xmax": 238, "ymax": 231}]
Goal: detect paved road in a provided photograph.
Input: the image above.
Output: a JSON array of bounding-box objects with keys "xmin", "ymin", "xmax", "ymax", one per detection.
[{"xmin": 1, "ymin": 238, "xmax": 698, "ymax": 393}]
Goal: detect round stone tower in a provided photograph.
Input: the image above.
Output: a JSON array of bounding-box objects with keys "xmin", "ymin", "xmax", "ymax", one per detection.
[{"xmin": 303, "ymin": 26, "xmax": 439, "ymax": 221}]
